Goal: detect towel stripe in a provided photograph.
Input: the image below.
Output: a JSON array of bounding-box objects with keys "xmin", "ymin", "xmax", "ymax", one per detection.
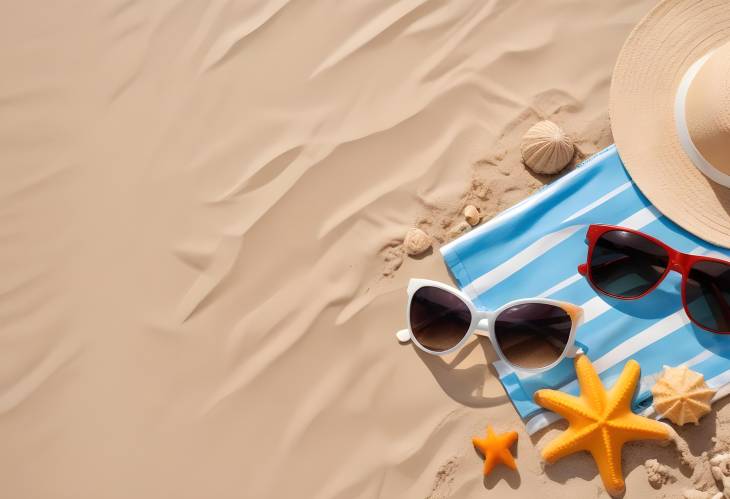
[
  {"xmin": 463, "ymin": 225, "xmax": 584, "ymax": 298},
  {"xmin": 463, "ymin": 204, "xmax": 661, "ymax": 299},
  {"xmin": 558, "ymin": 311, "xmax": 689, "ymax": 392},
  {"xmin": 539, "ymin": 206, "xmax": 661, "ymax": 299},
  {"xmin": 538, "ymin": 274, "xmax": 582, "ymax": 298},
  {"xmin": 562, "ymin": 181, "xmax": 633, "ymax": 223},
  {"xmin": 621, "ymin": 206, "xmax": 662, "ymax": 229}
]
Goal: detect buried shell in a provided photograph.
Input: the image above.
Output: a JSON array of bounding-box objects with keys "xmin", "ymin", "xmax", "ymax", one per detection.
[
  {"xmin": 403, "ymin": 228, "xmax": 431, "ymax": 256},
  {"xmin": 652, "ymin": 365, "xmax": 715, "ymax": 426},
  {"xmin": 449, "ymin": 221, "xmax": 471, "ymax": 239}
]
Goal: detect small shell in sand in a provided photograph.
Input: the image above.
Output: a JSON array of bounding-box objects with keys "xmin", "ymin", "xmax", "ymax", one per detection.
[
  {"xmin": 449, "ymin": 221, "xmax": 471, "ymax": 239},
  {"xmin": 645, "ymin": 458, "xmax": 676, "ymax": 487},
  {"xmin": 652, "ymin": 365, "xmax": 715, "ymax": 426},
  {"xmin": 683, "ymin": 491, "xmax": 723, "ymax": 499},
  {"xmin": 463, "ymin": 205, "xmax": 481, "ymax": 226},
  {"xmin": 709, "ymin": 452, "xmax": 730, "ymax": 499},
  {"xmin": 520, "ymin": 120, "xmax": 575, "ymax": 174},
  {"xmin": 403, "ymin": 228, "xmax": 431, "ymax": 256}
]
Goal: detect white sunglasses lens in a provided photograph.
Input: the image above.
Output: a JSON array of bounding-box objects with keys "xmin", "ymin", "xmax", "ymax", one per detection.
[
  {"xmin": 410, "ymin": 286, "xmax": 471, "ymax": 352},
  {"xmin": 494, "ymin": 303, "xmax": 572, "ymax": 369}
]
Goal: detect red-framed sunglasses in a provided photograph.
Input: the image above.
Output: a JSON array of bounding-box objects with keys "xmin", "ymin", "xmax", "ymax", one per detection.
[{"xmin": 578, "ymin": 225, "xmax": 730, "ymax": 333}]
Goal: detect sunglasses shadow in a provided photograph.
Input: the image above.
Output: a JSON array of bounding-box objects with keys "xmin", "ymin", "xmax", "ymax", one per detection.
[
  {"xmin": 691, "ymin": 321, "xmax": 730, "ymax": 360},
  {"xmin": 597, "ymin": 286, "xmax": 682, "ymax": 321},
  {"xmin": 412, "ymin": 337, "xmax": 508, "ymax": 409}
]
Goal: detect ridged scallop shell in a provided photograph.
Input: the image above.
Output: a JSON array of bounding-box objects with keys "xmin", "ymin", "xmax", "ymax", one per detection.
[
  {"xmin": 520, "ymin": 120, "xmax": 575, "ymax": 174},
  {"xmin": 651, "ymin": 365, "xmax": 715, "ymax": 426}
]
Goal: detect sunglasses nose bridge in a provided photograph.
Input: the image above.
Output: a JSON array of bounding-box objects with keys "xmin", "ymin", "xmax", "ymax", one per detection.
[
  {"xmin": 670, "ymin": 252, "xmax": 692, "ymax": 274},
  {"xmin": 475, "ymin": 317, "xmax": 490, "ymax": 333}
]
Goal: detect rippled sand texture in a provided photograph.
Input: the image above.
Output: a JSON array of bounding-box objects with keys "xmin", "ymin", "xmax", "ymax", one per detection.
[{"xmin": 0, "ymin": 1, "xmax": 700, "ymax": 498}]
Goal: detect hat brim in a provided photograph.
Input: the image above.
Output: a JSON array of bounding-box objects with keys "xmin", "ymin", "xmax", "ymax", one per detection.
[{"xmin": 610, "ymin": 0, "xmax": 730, "ymax": 248}]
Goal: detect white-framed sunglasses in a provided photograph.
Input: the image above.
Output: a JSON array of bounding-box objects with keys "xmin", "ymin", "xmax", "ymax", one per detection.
[{"xmin": 396, "ymin": 279, "xmax": 585, "ymax": 373}]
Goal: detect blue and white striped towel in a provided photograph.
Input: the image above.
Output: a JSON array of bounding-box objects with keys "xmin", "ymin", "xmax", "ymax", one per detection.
[{"xmin": 441, "ymin": 145, "xmax": 730, "ymax": 435}]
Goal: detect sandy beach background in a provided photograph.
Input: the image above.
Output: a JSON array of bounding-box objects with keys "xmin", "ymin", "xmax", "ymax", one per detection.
[{"xmin": 3, "ymin": 0, "xmax": 728, "ymax": 498}]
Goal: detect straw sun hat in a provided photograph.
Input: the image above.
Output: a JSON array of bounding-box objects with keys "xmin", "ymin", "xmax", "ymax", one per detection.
[{"xmin": 610, "ymin": 0, "xmax": 730, "ymax": 248}]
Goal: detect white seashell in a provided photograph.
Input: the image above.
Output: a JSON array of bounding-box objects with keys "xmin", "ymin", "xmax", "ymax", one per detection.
[
  {"xmin": 449, "ymin": 221, "xmax": 471, "ymax": 239},
  {"xmin": 652, "ymin": 365, "xmax": 715, "ymax": 426},
  {"xmin": 463, "ymin": 205, "xmax": 481, "ymax": 226},
  {"xmin": 520, "ymin": 120, "xmax": 575, "ymax": 174},
  {"xmin": 403, "ymin": 228, "xmax": 431, "ymax": 256},
  {"xmin": 710, "ymin": 452, "xmax": 730, "ymax": 498},
  {"xmin": 711, "ymin": 452, "xmax": 730, "ymax": 468},
  {"xmin": 645, "ymin": 458, "xmax": 676, "ymax": 487}
]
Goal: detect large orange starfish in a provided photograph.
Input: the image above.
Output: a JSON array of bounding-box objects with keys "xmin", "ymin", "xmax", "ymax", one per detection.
[
  {"xmin": 472, "ymin": 425, "xmax": 518, "ymax": 475},
  {"xmin": 534, "ymin": 355, "xmax": 670, "ymax": 495}
]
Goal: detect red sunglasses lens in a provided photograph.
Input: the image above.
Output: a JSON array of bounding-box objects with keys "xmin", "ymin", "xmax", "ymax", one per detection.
[
  {"xmin": 686, "ymin": 260, "xmax": 730, "ymax": 332},
  {"xmin": 589, "ymin": 230, "xmax": 670, "ymax": 298}
]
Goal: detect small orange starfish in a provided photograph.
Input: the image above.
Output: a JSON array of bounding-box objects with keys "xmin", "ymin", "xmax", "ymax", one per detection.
[
  {"xmin": 534, "ymin": 355, "xmax": 670, "ymax": 495},
  {"xmin": 472, "ymin": 425, "xmax": 518, "ymax": 475}
]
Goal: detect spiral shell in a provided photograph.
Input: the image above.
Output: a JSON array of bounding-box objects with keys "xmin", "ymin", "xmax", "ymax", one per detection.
[
  {"xmin": 520, "ymin": 120, "xmax": 575, "ymax": 174},
  {"xmin": 403, "ymin": 228, "xmax": 431, "ymax": 256},
  {"xmin": 463, "ymin": 205, "xmax": 481, "ymax": 226},
  {"xmin": 651, "ymin": 365, "xmax": 715, "ymax": 426}
]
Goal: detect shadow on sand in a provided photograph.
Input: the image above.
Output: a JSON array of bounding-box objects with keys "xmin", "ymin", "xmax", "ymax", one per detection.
[{"xmin": 413, "ymin": 336, "xmax": 507, "ymax": 408}]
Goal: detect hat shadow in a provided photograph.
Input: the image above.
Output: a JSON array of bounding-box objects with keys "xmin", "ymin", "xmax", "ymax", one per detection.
[{"xmin": 710, "ymin": 181, "xmax": 730, "ymax": 217}]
